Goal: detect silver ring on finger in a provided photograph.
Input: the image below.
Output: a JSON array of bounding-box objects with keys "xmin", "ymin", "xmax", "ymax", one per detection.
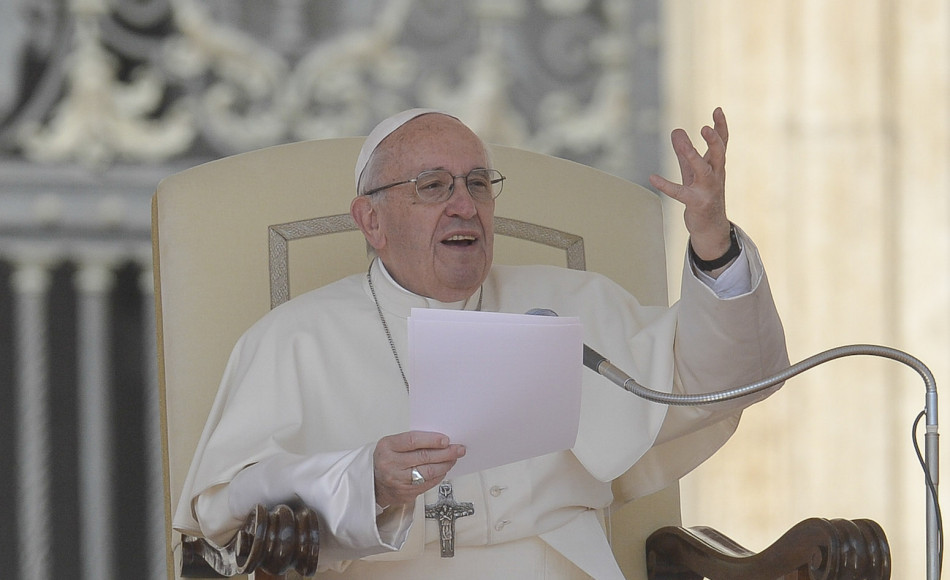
[{"xmin": 410, "ymin": 467, "xmax": 425, "ymax": 485}]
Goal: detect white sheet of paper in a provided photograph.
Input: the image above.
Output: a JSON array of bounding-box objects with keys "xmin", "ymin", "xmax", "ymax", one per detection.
[{"xmin": 408, "ymin": 308, "xmax": 583, "ymax": 478}]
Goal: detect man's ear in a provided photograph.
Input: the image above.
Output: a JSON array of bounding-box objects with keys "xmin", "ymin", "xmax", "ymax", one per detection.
[{"xmin": 350, "ymin": 195, "xmax": 385, "ymax": 251}]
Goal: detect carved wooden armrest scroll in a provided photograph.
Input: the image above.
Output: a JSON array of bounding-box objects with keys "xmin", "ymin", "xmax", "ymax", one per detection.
[
  {"xmin": 180, "ymin": 504, "xmax": 320, "ymax": 578},
  {"xmin": 646, "ymin": 517, "xmax": 890, "ymax": 580}
]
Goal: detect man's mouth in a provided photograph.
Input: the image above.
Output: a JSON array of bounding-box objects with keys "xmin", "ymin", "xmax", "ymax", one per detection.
[{"xmin": 443, "ymin": 234, "xmax": 477, "ymax": 247}]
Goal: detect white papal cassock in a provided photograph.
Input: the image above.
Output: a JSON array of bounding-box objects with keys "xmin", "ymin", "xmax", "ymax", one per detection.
[{"xmin": 174, "ymin": 226, "xmax": 788, "ymax": 579}]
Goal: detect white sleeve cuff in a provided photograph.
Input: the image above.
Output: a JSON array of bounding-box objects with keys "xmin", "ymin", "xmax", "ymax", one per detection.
[
  {"xmin": 193, "ymin": 484, "xmax": 246, "ymax": 546},
  {"xmin": 692, "ymin": 248, "xmax": 753, "ymax": 298},
  {"xmin": 225, "ymin": 444, "xmax": 414, "ymax": 567}
]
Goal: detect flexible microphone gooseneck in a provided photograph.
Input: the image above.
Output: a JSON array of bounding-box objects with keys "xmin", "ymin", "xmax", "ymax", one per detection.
[{"xmin": 526, "ymin": 307, "xmax": 941, "ymax": 579}]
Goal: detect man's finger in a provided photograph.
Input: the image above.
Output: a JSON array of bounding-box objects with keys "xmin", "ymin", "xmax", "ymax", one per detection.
[
  {"xmin": 382, "ymin": 431, "xmax": 450, "ymax": 453},
  {"xmin": 712, "ymin": 107, "xmax": 729, "ymax": 146},
  {"xmin": 670, "ymin": 129, "xmax": 696, "ymax": 185}
]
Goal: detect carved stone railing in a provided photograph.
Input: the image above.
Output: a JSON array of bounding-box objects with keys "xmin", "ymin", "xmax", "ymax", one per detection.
[
  {"xmin": 646, "ymin": 517, "xmax": 890, "ymax": 580},
  {"xmin": 0, "ymin": 167, "xmax": 164, "ymax": 577}
]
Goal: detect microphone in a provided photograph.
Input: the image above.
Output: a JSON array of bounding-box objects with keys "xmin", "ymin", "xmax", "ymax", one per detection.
[
  {"xmin": 527, "ymin": 308, "xmax": 680, "ymax": 402},
  {"xmin": 527, "ymin": 308, "xmax": 940, "ymax": 579},
  {"xmin": 524, "ymin": 309, "xmax": 937, "ymax": 407},
  {"xmin": 526, "ymin": 307, "xmax": 730, "ymax": 404}
]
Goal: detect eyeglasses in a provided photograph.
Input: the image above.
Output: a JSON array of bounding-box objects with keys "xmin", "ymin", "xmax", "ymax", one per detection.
[{"xmin": 361, "ymin": 168, "xmax": 505, "ymax": 203}]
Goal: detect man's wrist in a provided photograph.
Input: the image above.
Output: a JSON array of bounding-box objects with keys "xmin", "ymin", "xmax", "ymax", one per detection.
[{"xmin": 690, "ymin": 225, "xmax": 740, "ymax": 271}]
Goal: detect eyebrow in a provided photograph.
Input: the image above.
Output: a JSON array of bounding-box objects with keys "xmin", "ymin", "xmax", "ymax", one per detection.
[{"xmin": 416, "ymin": 165, "xmax": 490, "ymax": 173}]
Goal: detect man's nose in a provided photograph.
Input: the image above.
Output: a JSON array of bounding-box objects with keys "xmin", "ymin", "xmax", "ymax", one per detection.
[{"xmin": 444, "ymin": 177, "xmax": 478, "ymax": 218}]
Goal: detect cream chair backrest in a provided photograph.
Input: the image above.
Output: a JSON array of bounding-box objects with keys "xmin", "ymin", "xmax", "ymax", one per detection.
[{"xmin": 152, "ymin": 137, "xmax": 679, "ymax": 579}]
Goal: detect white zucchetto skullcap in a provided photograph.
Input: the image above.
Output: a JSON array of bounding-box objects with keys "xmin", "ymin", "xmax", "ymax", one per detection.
[{"xmin": 355, "ymin": 108, "xmax": 458, "ymax": 192}]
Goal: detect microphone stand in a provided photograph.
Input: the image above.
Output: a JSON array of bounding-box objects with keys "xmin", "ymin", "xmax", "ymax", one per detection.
[{"xmin": 586, "ymin": 343, "xmax": 941, "ymax": 580}]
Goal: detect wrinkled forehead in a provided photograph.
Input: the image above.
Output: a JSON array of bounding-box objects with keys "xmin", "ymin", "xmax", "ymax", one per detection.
[
  {"xmin": 355, "ymin": 108, "xmax": 457, "ymax": 189},
  {"xmin": 382, "ymin": 115, "xmax": 487, "ymax": 167}
]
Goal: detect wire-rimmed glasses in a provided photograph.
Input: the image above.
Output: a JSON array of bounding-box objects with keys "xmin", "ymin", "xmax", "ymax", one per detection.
[{"xmin": 361, "ymin": 168, "xmax": 505, "ymax": 203}]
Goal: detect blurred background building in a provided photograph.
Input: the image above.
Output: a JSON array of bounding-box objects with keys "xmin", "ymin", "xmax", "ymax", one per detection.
[{"xmin": 0, "ymin": 1, "xmax": 946, "ymax": 578}]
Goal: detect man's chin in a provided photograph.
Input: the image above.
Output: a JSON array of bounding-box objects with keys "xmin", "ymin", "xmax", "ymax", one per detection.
[{"xmin": 434, "ymin": 270, "xmax": 489, "ymax": 302}]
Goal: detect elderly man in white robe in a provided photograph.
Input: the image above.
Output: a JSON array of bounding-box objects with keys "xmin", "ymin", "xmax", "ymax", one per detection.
[{"xmin": 173, "ymin": 108, "xmax": 789, "ymax": 579}]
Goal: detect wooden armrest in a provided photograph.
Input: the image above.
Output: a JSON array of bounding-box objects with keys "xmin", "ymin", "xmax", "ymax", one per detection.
[
  {"xmin": 646, "ymin": 517, "xmax": 890, "ymax": 580},
  {"xmin": 180, "ymin": 504, "xmax": 320, "ymax": 578}
]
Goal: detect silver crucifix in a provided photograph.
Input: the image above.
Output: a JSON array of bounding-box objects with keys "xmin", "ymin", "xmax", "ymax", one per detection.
[{"xmin": 425, "ymin": 481, "xmax": 474, "ymax": 557}]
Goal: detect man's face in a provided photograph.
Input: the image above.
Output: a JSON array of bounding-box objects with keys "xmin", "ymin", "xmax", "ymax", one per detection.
[{"xmin": 358, "ymin": 114, "xmax": 495, "ymax": 302}]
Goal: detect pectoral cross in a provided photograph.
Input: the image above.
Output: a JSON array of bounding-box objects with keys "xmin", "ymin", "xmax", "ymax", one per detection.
[{"xmin": 425, "ymin": 481, "xmax": 474, "ymax": 558}]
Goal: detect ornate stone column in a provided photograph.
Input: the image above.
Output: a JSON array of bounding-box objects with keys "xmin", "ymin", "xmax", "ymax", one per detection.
[
  {"xmin": 75, "ymin": 255, "xmax": 117, "ymax": 580},
  {"xmin": 139, "ymin": 259, "xmax": 168, "ymax": 580},
  {"xmin": 12, "ymin": 257, "xmax": 53, "ymax": 580}
]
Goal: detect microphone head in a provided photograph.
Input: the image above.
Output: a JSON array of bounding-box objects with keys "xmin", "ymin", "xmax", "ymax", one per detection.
[
  {"xmin": 583, "ymin": 344, "xmax": 607, "ymax": 372},
  {"xmin": 525, "ymin": 308, "xmax": 558, "ymax": 317}
]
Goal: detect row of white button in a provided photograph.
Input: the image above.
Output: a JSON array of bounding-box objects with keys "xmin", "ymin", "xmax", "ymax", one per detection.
[{"xmin": 489, "ymin": 485, "xmax": 510, "ymax": 531}]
